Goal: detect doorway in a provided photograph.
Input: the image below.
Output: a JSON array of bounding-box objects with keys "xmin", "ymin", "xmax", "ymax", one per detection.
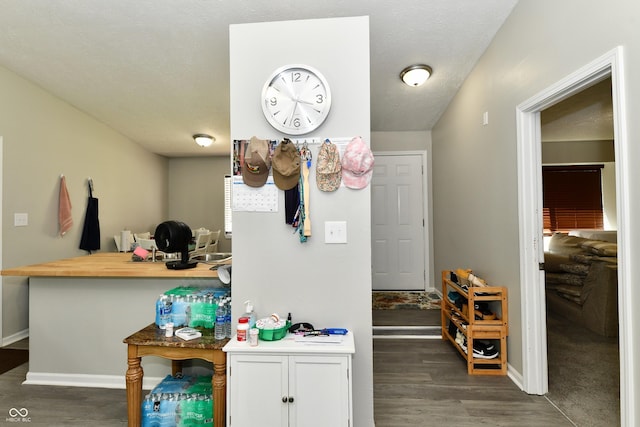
[
  {"xmin": 516, "ymin": 47, "xmax": 632, "ymax": 423},
  {"xmin": 540, "ymin": 78, "xmax": 619, "ymax": 425},
  {"xmin": 371, "ymin": 152, "xmax": 428, "ymax": 291}
]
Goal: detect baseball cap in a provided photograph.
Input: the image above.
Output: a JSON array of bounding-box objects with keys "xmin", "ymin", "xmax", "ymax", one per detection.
[
  {"xmin": 242, "ymin": 137, "xmax": 271, "ymax": 188},
  {"xmin": 316, "ymin": 140, "xmax": 342, "ymax": 192},
  {"xmin": 272, "ymin": 138, "xmax": 301, "ymax": 190},
  {"xmin": 341, "ymin": 136, "xmax": 374, "ymax": 189}
]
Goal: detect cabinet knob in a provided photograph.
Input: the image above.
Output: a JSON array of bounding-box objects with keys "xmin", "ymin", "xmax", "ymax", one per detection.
[
  {"xmin": 288, "ymin": 396, "xmax": 294, "ymax": 403},
  {"xmin": 282, "ymin": 396, "xmax": 288, "ymax": 403}
]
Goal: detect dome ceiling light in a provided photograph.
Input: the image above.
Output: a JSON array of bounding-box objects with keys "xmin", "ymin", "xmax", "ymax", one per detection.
[
  {"xmin": 193, "ymin": 134, "xmax": 215, "ymax": 147},
  {"xmin": 400, "ymin": 64, "xmax": 433, "ymax": 87}
]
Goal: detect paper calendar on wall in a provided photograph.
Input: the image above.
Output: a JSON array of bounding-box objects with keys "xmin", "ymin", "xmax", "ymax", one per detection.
[{"xmin": 232, "ymin": 175, "xmax": 279, "ymax": 212}]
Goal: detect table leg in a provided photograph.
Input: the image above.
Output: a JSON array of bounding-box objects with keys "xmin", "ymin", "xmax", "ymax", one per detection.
[
  {"xmin": 172, "ymin": 360, "xmax": 183, "ymax": 376},
  {"xmin": 212, "ymin": 350, "xmax": 227, "ymax": 427},
  {"xmin": 125, "ymin": 345, "xmax": 143, "ymax": 427}
]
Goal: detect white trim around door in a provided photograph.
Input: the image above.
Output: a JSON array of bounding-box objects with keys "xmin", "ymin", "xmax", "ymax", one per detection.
[{"xmin": 516, "ymin": 47, "xmax": 633, "ymax": 425}]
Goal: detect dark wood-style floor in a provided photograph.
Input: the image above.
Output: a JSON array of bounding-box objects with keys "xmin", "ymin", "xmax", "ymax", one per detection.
[
  {"xmin": 0, "ymin": 311, "xmax": 573, "ymax": 426},
  {"xmin": 373, "ymin": 309, "xmax": 574, "ymax": 427}
]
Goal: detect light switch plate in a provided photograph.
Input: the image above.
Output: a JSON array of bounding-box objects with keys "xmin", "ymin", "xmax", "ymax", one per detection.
[
  {"xmin": 14, "ymin": 213, "xmax": 28, "ymax": 227},
  {"xmin": 325, "ymin": 221, "xmax": 347, "ymax": 244}
]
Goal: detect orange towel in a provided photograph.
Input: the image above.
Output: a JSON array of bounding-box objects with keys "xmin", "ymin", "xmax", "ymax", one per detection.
[{"xmin": 59, "ymin": 175, "xmax": 73, "ymax": 236}]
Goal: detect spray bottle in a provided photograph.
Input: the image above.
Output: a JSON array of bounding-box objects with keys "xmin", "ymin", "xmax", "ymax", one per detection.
[{"xmin": 243, "ymin": 300, "xmax": 256, "ymax": 329}]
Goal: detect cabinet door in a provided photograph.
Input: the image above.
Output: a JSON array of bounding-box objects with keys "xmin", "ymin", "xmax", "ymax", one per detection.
[
  {"xmin": 229, "ymin": 354, "xmax": 288, "ymax": 427},
  {"xmin": 288, "ymin": 355, "xmax": 350, "ymax": 427}
]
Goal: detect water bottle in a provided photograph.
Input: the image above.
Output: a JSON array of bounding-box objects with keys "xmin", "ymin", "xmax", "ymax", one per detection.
[
  {"xmin": 225, "ymin": 297, "xmax": 232, "ymax": 338},
  {"xmin": 155, "ymin": 295, "xmax": 171, "ymax": 329},
  {"xmin": 204, "ymin": 295, "xmax": 216, "ymax": 329},
  {"xmin": 214, "ymin": 299, "xmax": 226, "ymax": 340}
]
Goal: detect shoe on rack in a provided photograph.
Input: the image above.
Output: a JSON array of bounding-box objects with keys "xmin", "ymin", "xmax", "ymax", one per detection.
[
  {"xmin": 448, "ymin": 321, "xmax": 457, "ymax": 337},
  {"xmin": 448, "ymin": 291, "xmax": 462, "ymax": 306},
  {"xmin": 471, "ymin": 340, "xmax": 499, "ymax": 359},
  {"xmin": 459, "ymin": 339, "xmax": 499, "ymax": 359},
  {"xmin": 474, "ymin": 302, "xmax": 496, "ymax": 320}
]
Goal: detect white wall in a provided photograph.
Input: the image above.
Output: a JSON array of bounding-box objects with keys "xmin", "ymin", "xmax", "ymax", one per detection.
[
  {"xmin": 371, "ymin": 130, "xmax": 430, "ymax": 152},
  {"xmin": 229, "ymin": 16, "xmax": 373, "ymax": 426},
  {"xmin": 0, "ymin": 64, "xmax": 168, "ymax": 342},
  {"xmin": 431, "ymin": 0, "xmax": 640, "ymax": 407}
]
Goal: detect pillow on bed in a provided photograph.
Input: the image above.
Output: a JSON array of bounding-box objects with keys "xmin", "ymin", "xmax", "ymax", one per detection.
[
  {"xmin": 548, "ymin": 233, "xmax": 589, "ymax": 255},
  {"xmin": 559, "ymin": 263, "xmax": 590, "ymax": 276},
  {"xmin": 544, "ymin": 253, "xmax": 572, "ymax": 272},
  {"xmin": 545, "ymin": 272, "xmax": 586, "ymax": 287},
  {"xmin": 580, "ymin": 239, "xmax": 617, "ymax": 257},
  {"xmin": 544, "ymin": 253, "xmax": 590, "ymax": 275}
]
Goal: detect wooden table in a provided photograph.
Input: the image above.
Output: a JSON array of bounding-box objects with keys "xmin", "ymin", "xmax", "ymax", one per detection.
[{"xmin": 123, "ymin": 324, "xmax": 229, "ymax": 427}]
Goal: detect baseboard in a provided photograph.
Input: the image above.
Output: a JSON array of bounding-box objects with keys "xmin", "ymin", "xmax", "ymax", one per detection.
[
  {"xmin": 507, "ymin": 362, "xmax": 525, "ymax": 391},
  {"xmin": 24, "ymin": 371, "xmax": 164, "ymax": 391},
  {"xmin": 1, "ymin": 328, "xmax": 28, "ymax": 347}
]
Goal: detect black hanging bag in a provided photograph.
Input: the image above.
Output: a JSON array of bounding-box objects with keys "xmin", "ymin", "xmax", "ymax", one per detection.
[{"xmin": 79, "ymin": 179, "xmax": 100, "ymax": 253}]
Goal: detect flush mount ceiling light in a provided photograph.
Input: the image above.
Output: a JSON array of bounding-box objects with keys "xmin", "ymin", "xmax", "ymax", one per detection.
[
  {"xmin": 400, "ymin": 64, "xmax": 433, "ymax": 87},
  {"xmin": 193, "ymin": 134, "xmax": 215, "ymax": 147}
]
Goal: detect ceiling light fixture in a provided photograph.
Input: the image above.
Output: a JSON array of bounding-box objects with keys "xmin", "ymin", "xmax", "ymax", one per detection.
[
  {"xmin": 400, "ymin": 64, "xmax": 433, "ymax": 87},
  {"xmin": 193, "ymin": 134, "xmax": 215, "ymax": 147}
]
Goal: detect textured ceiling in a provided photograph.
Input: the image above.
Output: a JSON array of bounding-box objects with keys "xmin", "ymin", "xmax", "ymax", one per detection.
[{"xmin": 0, "ymin": 0, "xmax": 519, "ymax": 157}]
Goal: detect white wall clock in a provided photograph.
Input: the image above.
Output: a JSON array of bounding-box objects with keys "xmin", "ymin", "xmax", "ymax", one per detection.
[{"xmin": 261, "ymin": 64, "xmax": 332, "ymax": 135}]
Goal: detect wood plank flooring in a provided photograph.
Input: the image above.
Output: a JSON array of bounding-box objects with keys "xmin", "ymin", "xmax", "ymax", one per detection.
[
  {"xmin": 373, "ymin": 309, "xmax": 574, "ymax": 427},
  {"xmin": 0, "ymin": 311, "xmax": 573, "ymax": 426}
]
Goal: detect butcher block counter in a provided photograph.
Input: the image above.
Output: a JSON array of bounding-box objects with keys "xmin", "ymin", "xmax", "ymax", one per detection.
[
  {"xmin": 2, "ymin": 253, "xmax": 229, "ymax": 393},
  {"xmin": 1, "ymin": 252, "xmax": 221, "ymax": 278}
]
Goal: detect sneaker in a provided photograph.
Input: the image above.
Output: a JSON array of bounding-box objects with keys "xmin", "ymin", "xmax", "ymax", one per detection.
[
  {"xmin": 447, "ymin": 291, "xmax": 462, "ymax": 305},
  {"xmin": 471, "ymin": 340, "xmax": 499, "ymax": 359},
  {"xmin": 474, "ymin": 302, "xmax": 496, "ymax": 320},
  {"xmin": 459, "ymin": 339, "xmax": 499, "ymax": 359},
  {"xmin": 448, "ymin": 320, "xmax": 457, "ymax": 337}
]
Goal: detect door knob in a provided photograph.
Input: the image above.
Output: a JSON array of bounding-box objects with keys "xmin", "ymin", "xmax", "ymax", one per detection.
[
  {"xmin": 282, "ymin": 396, "xmax": 288, "ymax": 403},
  {"xmin": 288, "ymin": 396, "xmax": 294, "ymax": 403}
]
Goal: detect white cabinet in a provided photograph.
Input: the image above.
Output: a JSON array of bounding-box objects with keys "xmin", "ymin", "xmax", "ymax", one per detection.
[{"xmin": 224, "ymin": 334, "xmax": 355, "ymax": 427}]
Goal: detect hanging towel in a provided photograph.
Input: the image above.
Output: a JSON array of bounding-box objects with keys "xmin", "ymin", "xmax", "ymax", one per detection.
[
  {"xmin": 58, "ymin": 175, "xmax": 73, "ymax": 236},
  {"xmin": 79, "ymin": 179, "xmax": 100, "ymax": 253}
]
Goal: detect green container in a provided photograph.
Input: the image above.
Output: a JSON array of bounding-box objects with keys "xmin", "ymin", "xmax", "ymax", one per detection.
[{"xmin": 257, "ymin": 321, "xmax": 290, "ymax": 341}]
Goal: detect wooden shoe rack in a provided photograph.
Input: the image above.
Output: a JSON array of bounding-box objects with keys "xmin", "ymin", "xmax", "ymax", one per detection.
[{"xmin": 441, "ymin": 270, "xmax": 508, "ymax": 375}]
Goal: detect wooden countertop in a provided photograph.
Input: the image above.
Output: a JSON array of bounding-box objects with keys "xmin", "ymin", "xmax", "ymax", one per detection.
[{"xmin": 1, "ymin": 252, "xmax": 225, "ymax": 278}]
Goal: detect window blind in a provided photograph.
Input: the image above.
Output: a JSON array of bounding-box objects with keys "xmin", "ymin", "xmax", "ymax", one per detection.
[{"xmin": 542, "ymin": 165, "xmax": 604, "ymax": 233}]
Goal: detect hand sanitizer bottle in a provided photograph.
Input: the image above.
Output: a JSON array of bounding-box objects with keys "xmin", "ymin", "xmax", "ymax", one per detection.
[{"xmin": 243, "ymin": 300, "xmax": 257, "ymax": 329}]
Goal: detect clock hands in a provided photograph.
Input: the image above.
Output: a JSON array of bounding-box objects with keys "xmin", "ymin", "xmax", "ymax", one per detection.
[{"xmin": 262, "ymin": 66, "xmax": 330, "ymax": 134}]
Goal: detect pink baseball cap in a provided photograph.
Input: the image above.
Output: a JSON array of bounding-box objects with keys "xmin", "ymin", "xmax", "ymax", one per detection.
[{"xmin": 341, "ymin": 136, "xmax": 374, "ymax": 189}]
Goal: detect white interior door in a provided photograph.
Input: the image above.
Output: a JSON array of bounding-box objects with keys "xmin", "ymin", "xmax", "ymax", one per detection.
[{"xmin": 371, "ymin": 153, "xmax": 426, "ymax": 290}]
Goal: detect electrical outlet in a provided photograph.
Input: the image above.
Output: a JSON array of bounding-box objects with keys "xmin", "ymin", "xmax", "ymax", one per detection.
[{"xmin": 14, "ymin": 213, "xmax": 28, "ymax": 227}]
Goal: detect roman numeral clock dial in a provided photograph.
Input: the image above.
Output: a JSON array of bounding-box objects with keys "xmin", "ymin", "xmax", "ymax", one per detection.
[{"xmin": 261, "ymin": 65, "xmax": 332, "ymax": 135}]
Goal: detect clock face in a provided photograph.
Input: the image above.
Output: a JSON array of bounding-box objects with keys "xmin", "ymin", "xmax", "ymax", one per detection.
[{"xmin": 261, "ymin": 64, "xmax": 331, "ymax": 135}]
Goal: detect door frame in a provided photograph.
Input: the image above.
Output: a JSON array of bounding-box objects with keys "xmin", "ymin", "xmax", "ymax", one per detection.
[
  {"xmin": 516, "ymin": 46, "xmax": 632, "ymax": 424},
  {"xmin": 372, "ymin": 150, "xmax": 433, "ymax": 290},
  {"xmin": 0, "ymin": 137, "xmax": 3, "ymax": 344}
]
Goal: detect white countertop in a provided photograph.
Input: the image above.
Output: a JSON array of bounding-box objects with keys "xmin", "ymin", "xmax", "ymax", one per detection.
[{"xmin": 223, "ymin": 332, "xmax": 355, "ymax": 355}]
